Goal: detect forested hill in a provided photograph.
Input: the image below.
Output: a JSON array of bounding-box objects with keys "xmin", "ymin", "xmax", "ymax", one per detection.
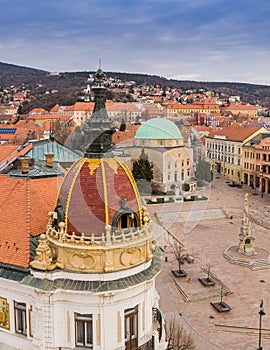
[
  {"xmin": 108, "ymin": 71, "xmax": 270, "ymax": 107},
  {"xmin": 1, "ymin": 61, "xmax": 270, "ymax": 109}
]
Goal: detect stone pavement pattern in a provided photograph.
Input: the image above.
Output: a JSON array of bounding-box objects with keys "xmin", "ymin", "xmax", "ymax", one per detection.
[{"xmin": 148, "ymin": 176, "xmax": 270, "ymax": 350}]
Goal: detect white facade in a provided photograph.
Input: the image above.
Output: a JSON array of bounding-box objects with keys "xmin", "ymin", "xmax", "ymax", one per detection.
[
  {"xmin": 0, "ymin": 252, "xmax": 164, "ymax": 350},
  {"xmin": 127, "ymin": 145, "xmax": 193, "ymax": 193}
]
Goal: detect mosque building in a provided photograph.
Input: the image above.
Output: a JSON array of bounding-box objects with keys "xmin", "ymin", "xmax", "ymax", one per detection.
[
  {"xmin": 126, "ymin": 117, "xmax": 194, "ymax": 194},
  {"xmin": 0, "ymin": 68, "xmax": 166, "ymax": 350}
]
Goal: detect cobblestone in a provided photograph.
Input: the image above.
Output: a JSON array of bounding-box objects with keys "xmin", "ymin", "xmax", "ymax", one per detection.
[{"xmin": 149, "ymin": 175, "xmax": 270, "ymax": 350}]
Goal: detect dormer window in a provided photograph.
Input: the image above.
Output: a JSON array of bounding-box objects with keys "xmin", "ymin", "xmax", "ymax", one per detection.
[{"xmin": 112, "ymin": 198, "xmax": 139, "ymax": 230}]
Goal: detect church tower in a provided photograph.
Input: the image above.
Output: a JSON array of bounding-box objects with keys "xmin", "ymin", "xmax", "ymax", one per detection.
[{"xmin": 28, "ymin": 68, "xmax": 166, "ymax": 350}]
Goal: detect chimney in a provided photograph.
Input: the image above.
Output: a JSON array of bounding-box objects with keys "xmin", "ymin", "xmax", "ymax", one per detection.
[
  {"xmin": 20, "ymin": 157, "xmax": 30, "ymax": 174},
  {"xmin": 45, "ymin": 152, "xmax": 54, "ymax": 168}
]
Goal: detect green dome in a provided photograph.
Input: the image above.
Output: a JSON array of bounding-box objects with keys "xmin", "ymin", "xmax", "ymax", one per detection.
[{"xmin": 135, "ymin": 117, "xmax": 182, "ymax": 139}]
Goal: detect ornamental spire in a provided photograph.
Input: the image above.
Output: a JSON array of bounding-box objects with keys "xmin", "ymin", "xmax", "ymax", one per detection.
[{"xmin": 84, "ymin": 66, "xmax": 115, "ymax": 158}]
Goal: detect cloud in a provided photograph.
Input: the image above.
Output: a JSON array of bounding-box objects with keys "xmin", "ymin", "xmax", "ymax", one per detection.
[{"xmin": 0, "ymin": 0, "xmax": 270, "ymax": 84}]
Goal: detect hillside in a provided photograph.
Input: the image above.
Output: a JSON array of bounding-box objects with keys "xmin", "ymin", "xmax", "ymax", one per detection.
[{"xmin": 1, "ymin": 62, "xmax": 270, "ymax": 110}]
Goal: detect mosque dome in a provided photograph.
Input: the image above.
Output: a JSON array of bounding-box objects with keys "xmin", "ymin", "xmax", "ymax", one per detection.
[{"xmin": 135, "ymin": 116, "xmax": 182, "ymax": 139}]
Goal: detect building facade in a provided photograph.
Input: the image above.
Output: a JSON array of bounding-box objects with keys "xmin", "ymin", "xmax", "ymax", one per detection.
[
  {"xmin": 205, "ymin": 125, "xmax": 269, "ymax": 182},
  {"xmin": 0, "ymin": 69, "xmax": 166, "ymax": 350},
  {"xmin": 242, "ymin": 132, "xmax": 270, "ymax": 194}
]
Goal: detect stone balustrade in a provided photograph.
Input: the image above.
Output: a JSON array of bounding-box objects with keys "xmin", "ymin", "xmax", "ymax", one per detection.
[{"xmin": 46, "ymin": 212, "xmax": 153, "ymax": 247}]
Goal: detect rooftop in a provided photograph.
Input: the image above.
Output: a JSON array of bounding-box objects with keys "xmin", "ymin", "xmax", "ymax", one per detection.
[
  {"xmin": 135, "ymin": 117, "xmax": 182, "ymax": 140},
  {"xmin": 0, "ymin": 175, "xmax": 61, "ymax": 268},
  {"xmin": 25, "ymin": 139, "xmax": 80, "ymax": 164}
]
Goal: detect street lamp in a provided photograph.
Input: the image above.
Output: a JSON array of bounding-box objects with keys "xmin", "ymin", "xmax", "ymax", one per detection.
[{"xmin": 258, "ymin": 300, "xmax": 266, "ymax": 350}]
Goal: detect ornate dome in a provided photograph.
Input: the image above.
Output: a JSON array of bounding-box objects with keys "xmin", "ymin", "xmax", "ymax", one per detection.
[
  {"xmin": 135, "ymin": 116, "xmax": 182, "ymax": 139},
  {"xmin": 31, "ymin": 68, "xmax": 154, "ymax": 274},
  {"xmin": 56, "ymin": 156, "xmax": 142, "ymax": 236}
]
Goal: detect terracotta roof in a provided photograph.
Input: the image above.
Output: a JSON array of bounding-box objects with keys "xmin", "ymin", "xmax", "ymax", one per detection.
[
  {"xmin": 0, "ymin": 175, "xmax": 61, "ymax": 268},
  {"xmin": 221, "ymin": 104, "xmax": 258, "ymax": 111},
  {"xmin": 0, "ymin": 143, "xmax": 33, "ymax": 170},
  {"xmin": 15, "ymin": 120, "xmax": 43, "ymax": 131},
  {"xmin": 42, "ymin": 120, "xmax": 51, "ymax": 131},
  {"xmin": 29, "ymin": 108, "xmax": 48, "ymax": 114},
  {"xmin": 207, "ymin": 125, "xmax": 263, "ymax": 142},
  {"xmin": 27, "ymin": 113, "xmax": 70, "ymax": 121},
  {"xmin": 106, "ymin": 102, "xmax": 141, "ymax": 113},
  {"xmin": 194, "ymin": 125, "xmax": 212, "ymax": 132},
  {"xmin": 50, "ymin": 104, "xmax": 60, "ymax": 112},
  {"xmin": 112, "ymin": 130, "xmax": 136, "ymax": 144},
  {"xmin": 127, "ymin": 124, "xmax": 141, "ymax": 132},
  {"xmin": 65, "ymin": 105, "xmax": 76, "ymax": 111},
  {"xmin": 0, "ymin": 145, "xmax": 18, "ymax": 163},
  {"xmin": 72, "ymin": 102, "xmax": 95, "ymax": 111}
]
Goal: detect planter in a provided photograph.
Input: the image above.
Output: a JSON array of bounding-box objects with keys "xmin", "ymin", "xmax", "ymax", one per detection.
[
  {"xmin": 198, "ymin": 277, "xmax": 216, "ymax": 286},
  {"xmin": 210, "ymin": 301, "xmax": 231, "ymax": 312},
  {"xmin": 172, "ymin": 269, "xmax": 187, "ymax": 277}
]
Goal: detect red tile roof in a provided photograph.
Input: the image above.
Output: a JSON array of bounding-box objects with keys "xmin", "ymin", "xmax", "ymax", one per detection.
[
  {"xmin": 207, "ymin": 125, "xmax": 263, "ymax": 142},
  {"xmin": 0, "ymin": 175, "xmax": 61, "ymax": 268},
  {"xmin": 113, "ymin": 130, "xmax": 136, "ymax": 144},
  {"xmin": 72, "ymin": 102, "xmax": 95, "ymax": 111},
  {"xmin": 221, "ymin": 104, "xmax": 258, "ymax": 111},
  {"xmin": 106, "ymin": 102, "xmax": 141, "ymax": 113},
  {"xmin": 50, "ymin": 104, "xmax": 60, "ymax": 112},
  {"xmin": 0, "ymin": 146, "xmax": 18, "ymax": 163},
  {"xmin": 0, "ymin": 143, "xmax": 33, "ymax": 168},
  {"xmin": 29, "ymin": 108, "xmax": 48, "ymax": 114},
  {"xmin": 27, "ymin": 113, "xmax": 70, "ymax": 121}
]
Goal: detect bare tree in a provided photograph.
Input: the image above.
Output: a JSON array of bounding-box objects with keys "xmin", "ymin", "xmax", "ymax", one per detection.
[
  {"xmin": 165, "ymin": 317, "xmax": 196, "ymax": 350},
  {"xmin": 170, "ymin": 241, "xmax": 194, "ymax": 276},
  {"xmin": 202, "ymin": 263, "xmax": 212, "ymax": 282}
]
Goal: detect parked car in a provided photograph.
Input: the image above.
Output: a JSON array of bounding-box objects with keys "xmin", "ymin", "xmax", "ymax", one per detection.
[{"xmin": 228, "ymin": 181, "xmax": 242, "ymax": 188}]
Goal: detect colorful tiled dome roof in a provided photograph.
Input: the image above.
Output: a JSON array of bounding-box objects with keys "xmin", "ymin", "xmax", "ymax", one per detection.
[
  {"xmin": 31, "ymin": 68, "xmax": 154, "ymax": 274},
  {"xmin": 135, "ymin": 116, "xmax": 182, "ymax": 139},
  {"xmin": 57, "ymin": 157, "xmax": 142, "ymax": 236}
]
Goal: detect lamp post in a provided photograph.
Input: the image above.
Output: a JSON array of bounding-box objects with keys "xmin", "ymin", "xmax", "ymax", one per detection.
[{"xmin": 258, "ymin": 300, "xmax": 266, "ymax": 350}]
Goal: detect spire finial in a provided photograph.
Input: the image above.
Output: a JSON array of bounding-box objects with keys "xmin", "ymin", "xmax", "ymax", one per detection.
[
  {"xmin": 99, "ymin": 58, "xmax": 102, "ymax": 69},
  {"xmin": 83, "ymin": 66, "xmax": 114, "ymax": 158}
]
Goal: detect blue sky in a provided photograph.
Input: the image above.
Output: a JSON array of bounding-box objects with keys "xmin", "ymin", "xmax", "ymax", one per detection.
[{"xmin": 1, "ymin": 0, "xmax": 270, "ymax": 84}]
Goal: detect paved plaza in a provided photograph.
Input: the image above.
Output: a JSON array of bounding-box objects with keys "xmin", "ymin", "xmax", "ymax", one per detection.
[{"xmin": 148, "ymin": 175, "xmax": 270, "ymax": 350}]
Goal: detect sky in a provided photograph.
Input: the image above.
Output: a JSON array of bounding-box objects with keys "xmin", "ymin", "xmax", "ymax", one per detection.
[{"xmin": 1, "ymin": 0, "xmax": 270, "ymax": 85}]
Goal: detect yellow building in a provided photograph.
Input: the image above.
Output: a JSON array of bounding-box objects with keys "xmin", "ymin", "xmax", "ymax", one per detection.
[
  {"xmin": 166, "ymin": 98, "xmax": 220, "ymax": 117},
  {"xmin": 205, "ymin": 125, "xmax": 269, "ymax": 182}
]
